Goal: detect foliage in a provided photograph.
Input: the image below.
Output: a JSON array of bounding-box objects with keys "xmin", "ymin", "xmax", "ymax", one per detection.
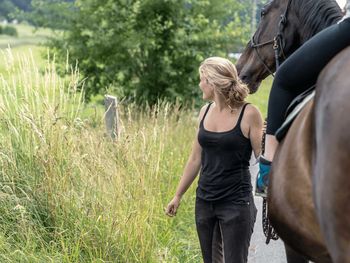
[
  {"xmin": 0, "ymin": 25, "xmax": 18, "ymax": 36},
  {"xmin": 11, "ymin": 0, "xmax": 32, "ymax": 11},
  {"xmin": 0, "ymin": 0, "xmax": 32, "ymax": 20},
  {"xmin": 26, "ymin": 0, "xmax": 75, "ymax": 29},
  {"xmin": 0, "ymin": 0, "xmax": 74, "ymax": 25},
  {"xmin": 50, "ymin": 0, "xmax": 251, "ymax": 104}
]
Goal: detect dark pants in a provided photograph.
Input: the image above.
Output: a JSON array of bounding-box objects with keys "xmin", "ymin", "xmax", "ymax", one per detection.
[
  {"xmin": 195, "ymin": 196, "xmax": 257, "ymax": 263},
  {"xmin": 267, "ymin": 18, "xmax": 350, "ymax": 135}
]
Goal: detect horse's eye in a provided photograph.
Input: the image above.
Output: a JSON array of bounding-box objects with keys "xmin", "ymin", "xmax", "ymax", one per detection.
[{"xmin": 260, "ymin": 8, "xmax": 266, "ymax": 17}]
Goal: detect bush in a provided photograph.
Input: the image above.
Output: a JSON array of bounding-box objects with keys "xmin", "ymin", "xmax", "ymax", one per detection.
[
  {"xmin": 50, "ymin": 0, "xmax": 251, "ymax": 105},
  {"xmin": 2, "ymin": 25, "xmax": 18, "ymax": 36}
]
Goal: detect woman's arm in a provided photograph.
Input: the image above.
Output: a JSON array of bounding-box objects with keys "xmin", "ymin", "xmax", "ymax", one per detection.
[
  {"xmin": 246, "ymin": 105, "xmax": 264, "ymax": 158},
  {"xmin": 165, "ymin": 104, "xmax": 208, "ymax": 217}
]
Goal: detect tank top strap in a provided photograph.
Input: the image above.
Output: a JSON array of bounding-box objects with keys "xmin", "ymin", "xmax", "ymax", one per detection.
[
  {"xmin": 236, "ymin": 103, "xmax": 250, "ymax": 125},
  {"xmin": 201, "ymin": 102, "xmax": 213, "ymax": 122}
]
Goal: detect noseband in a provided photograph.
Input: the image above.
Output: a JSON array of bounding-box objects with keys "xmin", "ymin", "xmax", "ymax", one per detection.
[{"xmin": 250, "ymin": 0, "xmax": 293, "ymax": 75}]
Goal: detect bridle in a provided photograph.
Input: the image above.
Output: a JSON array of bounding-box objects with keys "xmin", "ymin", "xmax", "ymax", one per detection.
[{"xmin": 250, "ymin": 0, "xmax": 293, "ymax": 76}]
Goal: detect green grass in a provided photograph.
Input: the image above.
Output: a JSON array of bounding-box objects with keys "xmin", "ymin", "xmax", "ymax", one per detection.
[
  {"xmin": 0, "ymin": 23, "xmax": 52, "ymax": 49},
  {"xmin": 247, "ymin": 77, "xmax": 272, "ymax": 118},
  {"xmin": 0, "ymin": 45, "xmax": 271, "ymax": 261},
  {"xmin": 0, "ymin": 45, "xmax": 47, "ymax": 77},
  {"xmin": 0, "ymin": 23, "xmax": 52, "ymax": 85},
  {"xmin": 0, "ymin": 49, "xmax": 204, "ymax": 262}
]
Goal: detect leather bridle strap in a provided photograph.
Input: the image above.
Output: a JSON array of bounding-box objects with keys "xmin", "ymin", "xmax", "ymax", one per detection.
[{"xmin": 250, "ymin": 0, "xmax": 293, "ymax": 74}]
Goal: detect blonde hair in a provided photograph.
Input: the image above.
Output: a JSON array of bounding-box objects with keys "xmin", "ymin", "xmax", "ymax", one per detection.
[{"xmin": 199, "ymin": 57, "xmax": 249, "ymax": 110}]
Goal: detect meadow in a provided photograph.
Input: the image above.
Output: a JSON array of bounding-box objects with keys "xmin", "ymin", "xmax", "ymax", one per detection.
[
  {"xmin": 0, "ymin": 23, "xmax": 52, "ymax": 49},
  {"xmin": 0, "ymin": 24, "xmax": 271, "ymax": 262}
]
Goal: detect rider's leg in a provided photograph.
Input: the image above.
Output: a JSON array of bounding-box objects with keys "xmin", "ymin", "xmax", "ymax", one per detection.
[
  {"xmin": 267, "ymin": 17, "xmax": 350, "ymax": 143},
  {"xmin": 264, "ymin": 130, "xmax": 280, "ymax": 161},
  {"xmin": 256, "ymin": 18, "xmax": 350, "ymax": 196}
]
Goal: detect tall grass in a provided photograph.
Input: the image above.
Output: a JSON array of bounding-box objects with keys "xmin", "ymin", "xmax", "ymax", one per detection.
[
  {"xmin": 0, "ymin": 49, "xmax": 202, "ymax": 262},
  {"xmin": 0, "ymin": 47, "xmax": 271, "ymax": 262}
]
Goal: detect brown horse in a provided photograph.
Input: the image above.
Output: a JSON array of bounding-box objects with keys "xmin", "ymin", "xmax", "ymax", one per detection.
[{"xmin": 236, "ymin": 0, "xmax": 350, "ymax": 262}]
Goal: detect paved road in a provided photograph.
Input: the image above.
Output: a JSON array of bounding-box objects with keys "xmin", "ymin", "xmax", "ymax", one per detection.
[{"xmin": 247, "ymin": 159, "xmax": 287, "ymax": 263}]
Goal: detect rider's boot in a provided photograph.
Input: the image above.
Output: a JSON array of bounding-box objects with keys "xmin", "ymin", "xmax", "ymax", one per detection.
[{"xmin": 255, "ymin": 156, "xmax": 271, "ymax": 198}]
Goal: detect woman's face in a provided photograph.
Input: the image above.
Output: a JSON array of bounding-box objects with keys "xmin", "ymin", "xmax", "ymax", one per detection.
[{"xmin": 199, "ymin": 74, "xmax": 214, "ymax": 100}]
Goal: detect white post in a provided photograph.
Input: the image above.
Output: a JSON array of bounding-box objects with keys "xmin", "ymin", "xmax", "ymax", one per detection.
[{"xmin": 104, "ymin": 95, "xmax": 118, "ymax": 139}]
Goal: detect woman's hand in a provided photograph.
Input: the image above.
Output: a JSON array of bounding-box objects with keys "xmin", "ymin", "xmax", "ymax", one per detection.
[{"xmin": 165, "ymin": 196, "xmax": 181, "ymax": 217}]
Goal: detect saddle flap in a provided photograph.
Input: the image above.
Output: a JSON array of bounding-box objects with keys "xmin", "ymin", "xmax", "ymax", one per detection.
[{"xmin": 275, "ymin": 88, "xmax": 315, "ymax": 141}]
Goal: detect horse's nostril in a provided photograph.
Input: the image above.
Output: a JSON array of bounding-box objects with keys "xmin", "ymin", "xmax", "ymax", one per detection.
[{"xmin": 240, "ymin": 75, "xmax": 250, "ymax": 84}]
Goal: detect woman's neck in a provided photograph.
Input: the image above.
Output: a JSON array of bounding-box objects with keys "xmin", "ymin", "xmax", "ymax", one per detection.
[{"xmin": 212, "ymin": 93, "xmax": 229, "ymax": 112}]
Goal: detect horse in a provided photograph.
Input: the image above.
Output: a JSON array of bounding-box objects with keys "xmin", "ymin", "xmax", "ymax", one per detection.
[{"xmin": 236, "ymin": 0, "xmax": 350, "ymax": 262}]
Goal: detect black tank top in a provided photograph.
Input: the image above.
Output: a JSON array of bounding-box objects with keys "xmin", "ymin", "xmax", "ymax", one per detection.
[{"xmin": 197, "ymin": 103, "xmax": 253, "ymax": 202}]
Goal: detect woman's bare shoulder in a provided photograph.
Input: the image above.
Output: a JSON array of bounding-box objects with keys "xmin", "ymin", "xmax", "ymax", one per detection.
[
  {"xmin": 198, "ymin": 102, "xmax": 212, "ymax": 120},
  {"xmin": 245, "ymin": 104, "xmax": 263, "ymax": 123}
]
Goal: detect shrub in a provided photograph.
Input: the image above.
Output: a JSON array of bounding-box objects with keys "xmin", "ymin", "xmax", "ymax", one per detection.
[{"xmin": 2, "ymin": 25, "xmax": 18, "ymax": 36}]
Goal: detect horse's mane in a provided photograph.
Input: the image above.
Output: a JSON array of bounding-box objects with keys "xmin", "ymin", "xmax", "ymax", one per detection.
[{"xmin": 295, "ymin": 0, "xmax": 343, "ymax": 41}]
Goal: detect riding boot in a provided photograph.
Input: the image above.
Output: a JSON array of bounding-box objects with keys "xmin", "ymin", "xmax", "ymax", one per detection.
[{"xmin": 255, "ymin": 156, "xmax": 271, "ymax": 198}]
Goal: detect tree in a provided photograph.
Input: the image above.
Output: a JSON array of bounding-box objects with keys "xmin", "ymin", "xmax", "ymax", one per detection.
[
  {"xmin": 0, "ymin": 0, "xmax": 16, "ymax": 19},
  {"xmin": 0, "ymin": 0, "xmax": 32, "ymax": 20},
  {"xmin": 11, "ymin": 0, "xmax": 32, "ymax": 12},
  {"xmin": 26, "ymin": 0, "xmax": 74, "ymax": 29},
  {"xmin": 51, "ymin": 0, "xmax": 251, "ymax": 104}
]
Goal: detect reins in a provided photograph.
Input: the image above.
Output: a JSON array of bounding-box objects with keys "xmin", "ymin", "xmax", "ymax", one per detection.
[{"xmin": 261, "ymin": 120, "xmax": 279, "ymax": 244}]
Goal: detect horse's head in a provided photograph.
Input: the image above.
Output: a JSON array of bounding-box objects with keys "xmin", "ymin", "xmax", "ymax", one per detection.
[{"xmin": 237, "ymin": 0, "xmax": 299, "ymax": 93}]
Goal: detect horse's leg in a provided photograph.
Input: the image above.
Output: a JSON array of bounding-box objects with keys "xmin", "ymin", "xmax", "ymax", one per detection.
[
  {"xmin": 284, "ymin": 243, "xmax": 309, "ymax": 263},
  {"xmin": 314, "ymin": 48, "xmax": 350, "ymax": 263}
]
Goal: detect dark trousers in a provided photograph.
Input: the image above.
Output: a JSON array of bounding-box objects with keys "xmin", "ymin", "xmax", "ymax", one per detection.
[
  {"xmin": 267, "ymin": 18, "xmax": 350, "ymax": 135},
  {"xmin": 195, "ymin": 197, "xmax": 257, "ymax": 263}
]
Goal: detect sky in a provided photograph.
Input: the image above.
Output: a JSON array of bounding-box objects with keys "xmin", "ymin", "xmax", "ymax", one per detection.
[{"xmin": 336, "ymin": 0, "xmax": 346, "ymax": 8}]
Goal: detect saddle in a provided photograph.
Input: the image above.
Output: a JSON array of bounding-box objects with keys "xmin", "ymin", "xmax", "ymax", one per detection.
[{"xmin": 275, "ymin": 86, "xmax": 315, "ymax": 141}]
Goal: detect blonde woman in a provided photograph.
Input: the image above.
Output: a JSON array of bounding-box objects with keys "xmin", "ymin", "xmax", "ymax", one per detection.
[{"xmin": 166, "ymin": 57, "xmax": 263, "ymax": 263}]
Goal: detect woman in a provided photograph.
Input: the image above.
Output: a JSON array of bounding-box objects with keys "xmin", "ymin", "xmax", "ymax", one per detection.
[
  {"xmin": 165, "ymin": 57, "xmax": 263, "ymax": 263},
  {"xmin": 256, "ymin": 3, "xmax": 350, "ymax": 196}
]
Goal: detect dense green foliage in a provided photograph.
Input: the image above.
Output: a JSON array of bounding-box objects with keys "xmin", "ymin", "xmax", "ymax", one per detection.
[
  {"xmin": 0, "ymin": 0, "xmax": 31, "ymax": 20},
  {"xmin": 0, "ymin": 0, "xmax": 74, "ymax": 26},
  {"xmin": 26, "ymin": 0, "xmax": 74, "ymax": 29},
  {"xmin": 0, "ymin": 25, "xmax": 18, "ymax": 36},
  {"xmin": 49, "ymin": 0, "xmax": 251, "ymax": 104}
]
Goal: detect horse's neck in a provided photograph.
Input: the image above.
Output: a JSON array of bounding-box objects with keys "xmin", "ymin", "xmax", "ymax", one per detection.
[{"xmin": 294, "ymin": 0, "xmax": 343, "ymax": 44}]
